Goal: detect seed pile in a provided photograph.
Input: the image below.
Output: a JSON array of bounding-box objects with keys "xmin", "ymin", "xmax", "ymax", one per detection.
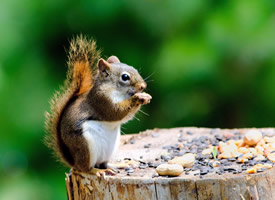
[{"xmin": 113, "ymin": 128, "xmax": 275, "ymax": 178}]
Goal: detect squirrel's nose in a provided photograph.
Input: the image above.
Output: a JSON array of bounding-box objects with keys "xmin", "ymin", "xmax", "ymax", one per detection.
[{"xmin": 138, "ymin": 83, "xmax": 146, "ymax": 92}]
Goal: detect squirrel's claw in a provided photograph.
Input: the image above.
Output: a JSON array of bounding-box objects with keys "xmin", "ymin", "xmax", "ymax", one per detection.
[{"xmin": 90, "ymin": 168, "xmax": 117, "ymax": 177}]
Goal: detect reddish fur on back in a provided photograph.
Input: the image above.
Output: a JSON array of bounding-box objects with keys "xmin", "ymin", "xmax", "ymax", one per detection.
[{"xmin": 44, "ymin": 35, "xmax": 101, "ymax": 166}]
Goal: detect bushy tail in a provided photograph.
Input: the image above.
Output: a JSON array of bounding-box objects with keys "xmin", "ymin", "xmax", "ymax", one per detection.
[{"xmin": 44, "ymin": 35, "xmax": 101, "ymax": 166}]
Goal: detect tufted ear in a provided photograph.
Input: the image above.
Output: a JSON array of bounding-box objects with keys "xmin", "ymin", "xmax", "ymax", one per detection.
[
  {"xmin": 107, "ymin": 56, "xmax": 120, "ymax": 64},
  {"xmin": 98, "ymin": 58, "xmax": 112, "ymax": 72}
]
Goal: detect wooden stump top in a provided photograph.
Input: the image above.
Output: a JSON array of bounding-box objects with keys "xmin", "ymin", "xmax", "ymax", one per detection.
[{"xmin": 66, "ymin": 127, "xmax": 275, "ymax": 200}]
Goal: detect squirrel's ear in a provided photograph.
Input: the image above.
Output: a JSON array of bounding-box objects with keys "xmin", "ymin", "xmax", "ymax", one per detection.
[
  {"xmin": 98, "ymin": 58, "xmax": 112, "ymax": 72},
  {"xmin": 107, "ymin": 56, "xmax": 120, "ymax": 64}
]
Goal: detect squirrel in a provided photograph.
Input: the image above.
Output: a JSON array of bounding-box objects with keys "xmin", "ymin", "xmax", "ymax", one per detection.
[{"xmin": 45, "ymin": 35, "xmax": 152, "ymax": 174}]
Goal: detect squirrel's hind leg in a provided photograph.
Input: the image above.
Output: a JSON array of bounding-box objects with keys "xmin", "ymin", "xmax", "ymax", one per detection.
[
  {"xmin": 68, "ymin": 137, "xmax": 91, "ymax": 173},
  {"xmin": 73, "ymin": 150, "xmax": 91, "ymax": 173}
]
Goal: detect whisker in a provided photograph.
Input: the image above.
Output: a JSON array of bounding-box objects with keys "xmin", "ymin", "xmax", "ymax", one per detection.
[
  {"xmin": 144, "ymin": 72, "xmax": 155, "ymax": 81},
  {"xmin": 139, "ymin": 109, "xmax": 149, "ymax": 116},
  {"xmin": 134, "ymin": 116, "xmax": 140, "ymax": 121},
  {"xmin": 145, "ymin": 79, "xmax": 154, "ymax": 83},
  {"xmin": 121, "ymin": 130, "xmax": 126, "ymax": 135}
]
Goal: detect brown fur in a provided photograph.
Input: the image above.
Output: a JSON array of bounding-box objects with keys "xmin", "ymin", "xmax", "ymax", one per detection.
[
  {"xmin": 45, "ymin": 35, "xmax": 151, "ymax": 172},
  {"xmin": 44, "ymin": 35, "xmax": 100, "ymax": 166}
]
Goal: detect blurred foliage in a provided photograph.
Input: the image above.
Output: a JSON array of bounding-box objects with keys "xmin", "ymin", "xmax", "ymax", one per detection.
[{"xmin": 1, "ymin": 0, "xmax": 275, "ymax": 199}]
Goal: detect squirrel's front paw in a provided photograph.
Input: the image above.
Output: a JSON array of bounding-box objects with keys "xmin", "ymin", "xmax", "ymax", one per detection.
[{"xmin": 133, "ymin": 92, "xmax": 152, "ymax": 105}]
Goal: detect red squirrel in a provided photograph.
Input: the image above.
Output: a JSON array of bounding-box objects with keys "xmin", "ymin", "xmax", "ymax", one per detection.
[{"xmin": 45, "ymin": 35, "xmax": 152, "ymax": 175}]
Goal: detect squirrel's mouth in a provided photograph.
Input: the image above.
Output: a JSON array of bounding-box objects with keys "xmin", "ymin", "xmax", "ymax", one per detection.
[
  {"xmin": 128, "ymin": 89, "xmax": 138, "ymax": 96},
  {"xmin": 128, "ymin": 91, "xmax": 136, "ymax": 96},
  {"xmin": 128, "ymin": 84, "xmax": 146, "ymax": 96}
]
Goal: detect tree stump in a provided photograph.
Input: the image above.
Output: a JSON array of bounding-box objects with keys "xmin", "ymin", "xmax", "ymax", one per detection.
[{"xmin": 65, "ymin": 128, "xmax": 275, "ymax": 200}]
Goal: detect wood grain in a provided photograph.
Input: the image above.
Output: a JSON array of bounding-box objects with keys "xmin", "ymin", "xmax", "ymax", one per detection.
[{"xmin": 65, "ymin": 127, "xmax": 275, "ymax": 200}]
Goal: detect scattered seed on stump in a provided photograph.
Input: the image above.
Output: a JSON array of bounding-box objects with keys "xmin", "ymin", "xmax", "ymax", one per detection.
[
  {"xmin": 114, "ymin": 128, "xmax": 274, "ymax": 178},
  {"xmin": 156, "ymin": 164, "xmax": 183, "ymax": 176}
]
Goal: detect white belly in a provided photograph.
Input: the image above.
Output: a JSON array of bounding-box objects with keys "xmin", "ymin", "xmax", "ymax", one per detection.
[{"xmin": 82, "ymin": 120, "xmax": 121, "ymax": 168}]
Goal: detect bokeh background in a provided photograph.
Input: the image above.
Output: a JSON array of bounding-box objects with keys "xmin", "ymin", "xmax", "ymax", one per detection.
[{"xmin": 1, "ymin": 0, "xmax": 275, "ymax": 199}]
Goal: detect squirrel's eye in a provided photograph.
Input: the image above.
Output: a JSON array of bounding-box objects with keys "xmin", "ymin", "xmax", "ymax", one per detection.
[{"xmin": 121, "ymin": 72, "xmax": 130, "ymax": 82}]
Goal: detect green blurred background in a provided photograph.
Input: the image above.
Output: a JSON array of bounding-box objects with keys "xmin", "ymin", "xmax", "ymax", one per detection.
[{"xmin": 1, "ymin": 0, "xmax": 275, "ymax": 199}]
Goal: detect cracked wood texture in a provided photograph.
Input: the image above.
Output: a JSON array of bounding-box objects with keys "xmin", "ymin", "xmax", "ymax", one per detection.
[{"xmin": 65, "ymin": 127, "xmax": 275, "ymax": 200}]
